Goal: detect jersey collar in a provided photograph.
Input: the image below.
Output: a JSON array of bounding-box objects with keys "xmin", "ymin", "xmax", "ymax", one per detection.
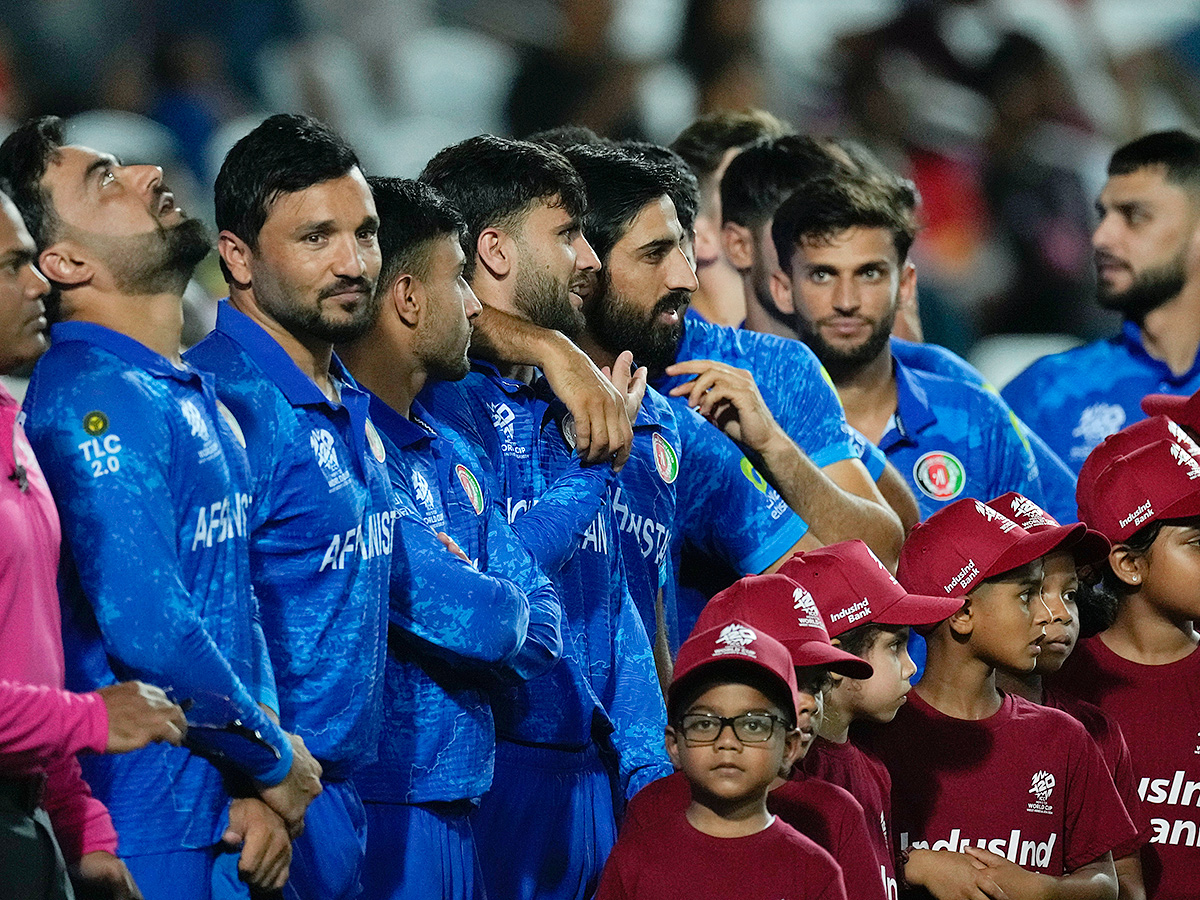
[
  {"xmin": 49, "ymin": 321, "xmax": 203, "ymax": 384},
  {"xmin": 880, "ymin": 356, "xmax": 936, "ymax": 450},
  {"xmin": 366, "ymin": 390, "xmax": 436, "ymax": 451},
  {"xmin": 1118, "ymin": 319, "xmax": 1200, "ymax": 386}
]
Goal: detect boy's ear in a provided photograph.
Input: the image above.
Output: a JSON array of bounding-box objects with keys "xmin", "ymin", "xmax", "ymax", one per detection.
[
  {"xmin": 664, "ymin": 725, "xmax": 683, "ymax": 771},
  {"xmin": 722, "ymin": 222, "xmax": 754, "ymax": 271},
  {"xmin": 779, "ymin": 727, "xmax": 803, "ymax": 779},
  {"xmin": 1108, "ymin": 544, "xmax": 1148, "ymax": 588},
  {"xmin": 948, "ymin": 596, "xmax": 974, "ymax": 637}
]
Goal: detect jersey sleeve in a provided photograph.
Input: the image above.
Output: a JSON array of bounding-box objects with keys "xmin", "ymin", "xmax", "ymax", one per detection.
[
  {"xmin": 980, "ymin": 391, "xmax": 1048, "ymax": 512},
  {"xmin": 508, "ymin": 457, "xmax": 617, "ymax": 573},
  {"xmin": 40, "ymin": 748, "xmax": 117, "ymax": 861},
  {"xmin": 760, "ymin": 344, "xmax": 857, "ymax": 468},
  {"xmin": 1062, "ymin": 722, "xmax": 1139, "ymax": 873},
  {"xmin": 848, "ymin": 425, "xmax": 888, "ymax": 481},
  {"xmin": 676, "ymin": 407, "xmax": 807, "ymax": 575},
  {"xmin": 25, "ymin": 373, "xmax": 293, "ymax": 786},
  {"xmin": 0, "ymin": 681, "xmax": 108, "ymax": 773}
]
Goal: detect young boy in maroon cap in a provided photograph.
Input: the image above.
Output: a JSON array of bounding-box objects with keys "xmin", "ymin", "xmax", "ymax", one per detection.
[
  {"xmin": 989, "ymin": 492, "xmax": 1150, "ymax": 900},
  {"xmin": 866, "ymin": 498, "xmax": 1136, "ymax": 899},
  {"xmin": 596, "ymin": 616, "xmax": 847, "ymax": 900},
  {"xmin": 625, "ymin": 573, "xmax": 888, "ymax": 900},
  {"xmin": 1052, "ymin": 417, "xmax": 1200, "ymax": 900},
  {"xmin": 779, "ymin": 540, "xmax": 965, "ymax": 900}
]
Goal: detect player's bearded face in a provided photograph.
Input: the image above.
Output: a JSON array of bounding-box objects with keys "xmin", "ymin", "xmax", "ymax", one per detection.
[
  {"xmin": 513, "ymin": 261, "xmax": 585, "ymax": 339},
  {"xmin": 1095, "ymin": 245, "xmax": 1186, "ymax": 320},
  {"xmin": 799, "ymin": 294, "xmax": 898, "ymax": 380},
  {"xmin": 87, "ymin": 212, "xmax": 212, "ymax": 297},
  {"xmin": 585, "ymin": 270, "xmax": 688, "ymax": 376}
]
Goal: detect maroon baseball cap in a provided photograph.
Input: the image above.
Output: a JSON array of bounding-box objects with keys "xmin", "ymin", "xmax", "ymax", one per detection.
[
  {"xmin": 693, "ymin": 574, "xmax": 874, "ymax": 679},
  {"xmin": 1076, "ymin": 416, "xmax": 1200, "ymax": 542},
  {"xmin": 1141, "ymin": 389, "xmax": 1200, "ymax": 431},
  {"xmin": 779, "ymin": 540, "xmax": 966, "ymax": 637},
  {"xmin": 986, "ymin": 492, "xmax": 1109, "ymax": 568},
  {"xmin": 898, "ymin": 498, "xmax": 1086, "ymax": 599},
  {"xmin": 669, "ymin": 618, "xmax": 800, "ymax": 721}
]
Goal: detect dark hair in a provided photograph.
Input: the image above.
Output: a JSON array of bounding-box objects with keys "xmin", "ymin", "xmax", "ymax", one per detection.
[
  {"xmin": 214, "ymin": 113, "xmax": 361, "ymax": 269},
  {"xmin": 1108, "ymin": 130, "xmax": 1200, "ymax": 187},
  {"xmin": 670, "ymin": 109, "xmax": 793, "ymax": 191},
  {"xmin": 772, "ymin": 173, "xmax": 919, "ymax": 274},
  {"xmin": 837, "ymin": 623, "xmax": 905, "ymax": 660},
  {"xmin": 561, "ymin": 143, "xmax": 675, "ymax": 264},
  {"xmin": 616, "ymin": 140, "xmax": 700, "ymax": 237},
  {"xmin": 367, "ymin": 176, "xmax": 465, "ymax": 293},
  {"xmin": 1075, "ymin": 578, "xmax": 1118, "ymax": 639},
  {"xmin": 0, "ymin": 117, "xmax": 68, "ymax": 317},
  {"xmin": 668, "ymin": 660, "xmax": 797, "ymax": 728},
  {"xmin": 420, "ymin": 135, "xmax": 586, "ymax": 282},
  {"xmin": 720, "ymin": 135, "xmax": 851, "ymax": 230},
  {"xmin": 526, "ymin": 124, "xmax": 608, "ymax": 151}
]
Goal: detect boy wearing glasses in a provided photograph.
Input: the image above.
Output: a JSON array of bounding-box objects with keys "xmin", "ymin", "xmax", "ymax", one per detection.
[{"xmin": 595, "ymin": 616, "xmax": 847, "ymax": 900}]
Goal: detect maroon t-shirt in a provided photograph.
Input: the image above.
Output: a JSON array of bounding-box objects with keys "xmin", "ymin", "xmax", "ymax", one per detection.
[
  {"xmin": 597, "ymin": 809, "xmax": 847, "ymax": 900},
  {"xmin": 1052, "ymin": 637, "xmax": 1200, "ymax": 900},
  {"xmin": 804, "ymin": 736, "xmax": 898, "ymax": 899},
  {"xmin": 624, "ymin": 770, "xmax": 887, "ymax": 900},
  {"xmin": 861, "ymin": 691, "xmax": 1136, "ymax": 877},
  {"xmin": 1042, "ymin": 684, "xmax": 1152, "ymax": 859}
]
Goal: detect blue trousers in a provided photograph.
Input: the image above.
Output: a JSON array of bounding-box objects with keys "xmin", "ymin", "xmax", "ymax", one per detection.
[
  {"xmin": 361, "ymin": 800, "xmax": 484, "ymax": 900},
  {"xmin": 282, "ymin": 780, "xmax": 367, "ymax": 900}
]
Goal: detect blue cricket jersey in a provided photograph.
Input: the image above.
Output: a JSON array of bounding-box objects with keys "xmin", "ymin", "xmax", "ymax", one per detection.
[
  {"xmin": 354, "ymin": 394, "xmax": 562, "ymax": 804},
  {"xmin": 421, "ymin": 363, "xmax": 670, "ymax": 799},
  {"xmin": 655, "ymin": 307, "xmax": 859, "ymax": 467},
  {"xmin": 186, "ymin": 303, "xmax": 395, "ymax": 779},
  {"xmin": 24, "ymin": 322, "xmax": 293, "ymax": 854},
  {"xmin": 1003, "ymin": 321, "xmax": 1200, "ymax": 474},
  {"xmin": 881, "ymin": 356, "xmax": 1045, "ymax": 520},
  {"xmin": 891, "ymin": 337, "xmax": 1078, "ymax": 522}
]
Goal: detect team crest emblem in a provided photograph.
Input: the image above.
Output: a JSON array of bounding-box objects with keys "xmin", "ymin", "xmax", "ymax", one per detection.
[
  {"xmin": 216, "ymin": 401, "xmax": 246, "ymax": 448},
  {"xmin": 456, "ymin": 464, "xmax": 485, "ymax": 515},
  {"xmin": 914, "ymin": 451, "xmax": 966, "ymax": 501},
  {"xmin": 651, "ymin": 432, "xmax": 679, "ymax": 483},
  {"xmin": 1027, "ymin": 770, "xmax": 1055, "ymax": 814},
  {"xmin": 82, "ymin": 410, "xmax": 108, "ymax": 436},
  {"xmin": 560, "ymin": 413, "xmax": 577, "ymax": 450},
  {"xmin": 365, "ymin": 420, "xmax": 386, "ymax": 463},
  {"xmin": 714, "ymin": 622, "xmax": 758, "ymax": 658}
]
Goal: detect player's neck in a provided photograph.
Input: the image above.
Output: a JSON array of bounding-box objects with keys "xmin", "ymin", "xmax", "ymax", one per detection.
[
  {"xmin": 685, "ymin": 794, "xmax": 772, "ymax": 838},
  {"xmin": 338, "ymin": 337, "xmax": 422, "ymax": 419},
  {"xmin": 688, "ymin": 279, "xmax": 745, "ymax": 329},
  {"xmin": 1137, "ymin": 287, "xmax": 1200, "ymax": 376},
  {"xmin": 228, "ymin": 292, "xmax": 337, "ymax": 396},
  {"xmin": 995, "ymin": 668, "xmax": 1043, "ymax": 704},
  {"xmin": 67, "ymin": 288, "xmax": 185, "ymax": 364},
  {"xmin": 833, "ymin": 345, "xmax": 897, "ymax": 447},
  {"xmin": 1102, "ymin": 593, "xmax": 1200, "ymax": 664},
  {"xmin": 916, "ymin": 646, "xmax": 1004, "ymax": 720},
  {"xmin": 741, "ymin": 289, "xmax": 798, "ymax": 341},
  {"xmin": 577, "ymin": 331, "xmax": 617, "ymax": 373}
]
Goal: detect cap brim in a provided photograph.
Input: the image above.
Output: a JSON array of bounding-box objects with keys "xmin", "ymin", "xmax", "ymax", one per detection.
[
  {"xmin": 1071, "ymin": 531, "xmax": 1111, "ymax": 568},
  {"xmin": 990, "ymin": 523, "xmax": 1086, "ymax": 576},
  {"xmin": 786, "ymin": 640, "xmax": 874, "ymax": 680},
  {"xmin": 872, "ymin": 592, "xmax": 965, "ymax": 632},
  {"xmin": 1141, "ymin": 393, "xmax": 1188, "ymax": 418}
]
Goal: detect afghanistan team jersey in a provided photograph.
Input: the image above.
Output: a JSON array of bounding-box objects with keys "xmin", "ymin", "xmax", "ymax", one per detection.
[
  {"xmin": 655, "ymin": 307, "xmax": 858, "ymax": 468},
  {"xmin": 1002, "ymin": 321, "xmax": 1200, "ymax": 474},
  {"xmin": 354, "ymin": 395, "xmax": 562, "ymax": 805},
  {"xmin": 891, "ymin": 338, "xmax": 1078, "ymax": 523},
  {"xmin": 186, "ymin": 303, "xmax": 395, "ymax": 778},
  {"xmin": 24, "ymin": 322, "xmax": 293, "ymax": 853},
  {"xmin": 421, "ymin": 362, "xmax": 670, "ymax": 798},
  {"xmin": 880, "ymin": 356, "xmax": 1046, "ymax": 520}
]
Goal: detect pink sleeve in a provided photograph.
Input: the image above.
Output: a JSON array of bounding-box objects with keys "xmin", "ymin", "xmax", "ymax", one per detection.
[
  {"xmin": 40, "ymin": 750, "xmax": 118, "ymax": 860},
  {"xmin": 0, "ymin": 681, "xmax": 109, "ymax": 773}
]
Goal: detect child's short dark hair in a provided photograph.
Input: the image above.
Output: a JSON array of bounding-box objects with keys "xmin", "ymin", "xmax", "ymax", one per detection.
[
  {"xmin": 837, "ymin": 623, "xmax": 904, "ymax": 660},
  {"xmin": 668, "ymin": 660, "xmax": 797, "ymax": 729}
]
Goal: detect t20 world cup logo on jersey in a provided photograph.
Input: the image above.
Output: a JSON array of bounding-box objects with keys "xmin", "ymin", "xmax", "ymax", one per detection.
[
  {"xmin": 180, "ymin": 398, "xmax": 221, "ymax": 462},
  {"xmin": 914, "ymin": 451, "xmax": 966, "ymax": 501},
  {"xmin": 311, "ymin": 428, "xmax": 351, "ymax": 491},
  {"xmin": 1027, "ymin": 769, "xmax": 1055, "ymax": 814}
]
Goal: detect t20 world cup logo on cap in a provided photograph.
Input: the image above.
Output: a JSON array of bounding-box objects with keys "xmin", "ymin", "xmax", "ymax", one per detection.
[
  {"xmin": 714, "ymin": 623, "xmax": 758, "ymax": 658},
  {"xmin": 914, "ymin": 451, "xmax": 966, "ymax": 501}
]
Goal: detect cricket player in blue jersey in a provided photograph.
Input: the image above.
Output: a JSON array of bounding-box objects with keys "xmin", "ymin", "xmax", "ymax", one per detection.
[
  {"xmin": 420, "ymin": 135, "xmax": 669, "ymax": 900},
  {"xmin": 717, "ymin": 133, "xmax": 1078, "ymax": 522},
  {"xmin": 768, "ymin": 170, "xmax": 1046, "ymax": 520},
  {"xmin": 337, "ymin": 176, "xmax": 565, "ymax": 899},
  {"xmin": 1004, "ymin": 130, "xmax": 1200, "ymax": 472},
  {"xmin": 552, "ymin": 141, "xmax": 820, "ymax": 650},
  {"xmin": 0, "ymin": 116, "xmax": 319, "ymax": 898},
  {"xmin": 185, "ymin": 115, "xmax": 394, "ymax": 900}
]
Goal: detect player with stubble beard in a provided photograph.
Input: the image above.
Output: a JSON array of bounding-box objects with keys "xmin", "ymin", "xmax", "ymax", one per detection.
[{"xmin": 0, "ymin": 116, "xmax": 316, "ymax": 899}]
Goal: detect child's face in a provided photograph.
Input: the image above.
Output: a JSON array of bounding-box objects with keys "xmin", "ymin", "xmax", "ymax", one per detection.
[
  {"xmin": 1141, "ymin": 523, "xmax": 1200, "ymax": 618},
  {"xmin": 666, "ymin": 682, "xmax": 801, "ymax": 807},
  {"xmin": 837, "ymin": 626, "xmax": 916, "ymax": 723},
  {"xmin": 966, "ymin": 559, "xmax": 1046, "ymax": 673},
  {"xmin": 1035, "ymin": 550, "xmax": 1080, "ymax": 675},
  {"xmin": 794, "ymin": 666, "xmax": 831, "ymax": 759}
]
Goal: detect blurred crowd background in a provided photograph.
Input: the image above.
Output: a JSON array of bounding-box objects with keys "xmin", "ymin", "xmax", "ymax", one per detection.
[{"xmin": 2, "ymin": 0, "xmax": 1199, "ymax": 377}]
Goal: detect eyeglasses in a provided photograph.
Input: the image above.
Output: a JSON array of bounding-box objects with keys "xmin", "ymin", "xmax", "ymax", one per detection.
[{"xmin": 678, "ymin": 712, "xmax": 787, "ymax": 744}]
